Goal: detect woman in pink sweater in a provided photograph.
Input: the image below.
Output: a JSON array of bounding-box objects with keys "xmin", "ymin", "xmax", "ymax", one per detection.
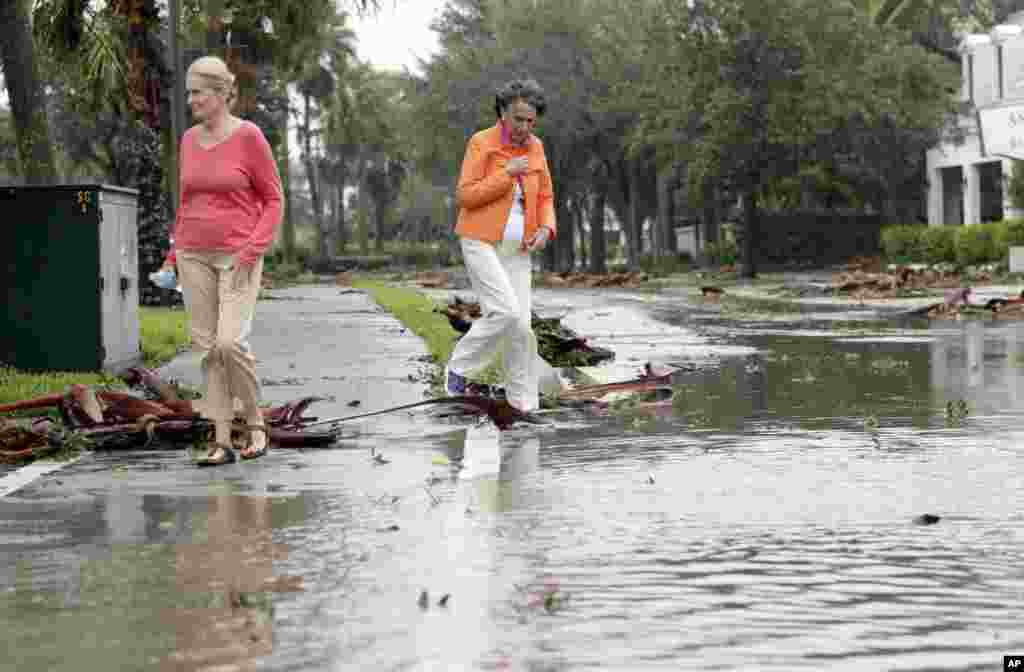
[{"xmin": 159, "ymin": 56, "xmax": 283, "ymax": 466}]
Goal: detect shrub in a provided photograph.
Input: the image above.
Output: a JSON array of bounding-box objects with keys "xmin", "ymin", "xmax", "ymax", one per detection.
[
  {"xmin": 954, "ymin": 222, "xmax": 1001, "ymax": 267},
  {"xmin": 921, "ymin": 226, "xmax": 957, "ymax": 265},
  {"xmin": 1008, "ymin": 161, "xmax": 1024, "ymax": 212},
  {"xmin": 704, "ymin": 239, "xmax": 738, "ymax": 266},
  {"xmin": 640, "ymin": 252, "xmax": 692, "ymax": 275},
  {"xmin": 996, "ymin": 218, "xmax": 1024, "ymax": 251},
  {"xmin": 881, "ymin": 224, "xmax": 926, "ymax": 262}
]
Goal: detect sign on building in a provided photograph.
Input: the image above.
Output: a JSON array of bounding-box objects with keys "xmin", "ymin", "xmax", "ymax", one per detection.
[{"xmin": 978, "ymin": 102, "xmax": 1024, "ymax": 159}]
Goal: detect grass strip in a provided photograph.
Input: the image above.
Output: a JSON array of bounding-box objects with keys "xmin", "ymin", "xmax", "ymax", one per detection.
[
  {"xmin": 354, "ymin": 279, "xmax": 459, "ymax": 365},
  {"xmin": 354, "ymin": 279, "xmax": 504, "ymax": 387},
  {"xmin": 139, "ymin": 306, "xmax": 191, "ymax": 368},
  {"xmin": 1, "ymin": 306, "xmax": 191, "ymax": 407}
]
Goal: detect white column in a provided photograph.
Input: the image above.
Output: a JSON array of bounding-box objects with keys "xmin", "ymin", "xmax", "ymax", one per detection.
[{"xmin": 965, "ymin": 162, "xmax": 981, "ymax": 225}]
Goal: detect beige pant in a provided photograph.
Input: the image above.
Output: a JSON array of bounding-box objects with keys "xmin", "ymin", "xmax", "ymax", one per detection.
[{"xmin": 177, "ymin": 251, "xmax": 263, "ymax": 423}]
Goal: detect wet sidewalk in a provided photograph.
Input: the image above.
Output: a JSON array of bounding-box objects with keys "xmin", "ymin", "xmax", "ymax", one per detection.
[
  {"xmin": 0, "ymin": 285, "xmax": 440, "ymax": 498},
  {"xmin": 158, "ymin": 284, "xmax": 433, "ymax": 420}
]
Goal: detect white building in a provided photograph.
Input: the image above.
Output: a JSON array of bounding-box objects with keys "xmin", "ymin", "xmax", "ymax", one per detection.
[{"xmin": 927, "ymin": 12, "xmax": 1024, "ymax": 226}]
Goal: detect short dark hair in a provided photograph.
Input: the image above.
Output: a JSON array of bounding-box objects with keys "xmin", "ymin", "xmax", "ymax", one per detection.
[{"xmin": 494, "ymin": 79, "xmax": 547, "ymax": 119}]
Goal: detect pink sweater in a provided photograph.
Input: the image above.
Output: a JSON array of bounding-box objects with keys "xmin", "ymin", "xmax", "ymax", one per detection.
[{"xmin": 167, "ymin": 121, "xmax": 283, "ymax": 266}]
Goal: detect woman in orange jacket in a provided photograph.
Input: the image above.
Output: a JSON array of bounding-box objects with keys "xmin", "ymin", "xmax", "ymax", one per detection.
[{"xmin": 445, "ymin": 79, "xmax": 557, "ymax": 412}]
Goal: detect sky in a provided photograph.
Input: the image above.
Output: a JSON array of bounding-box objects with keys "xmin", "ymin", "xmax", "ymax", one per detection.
[{"xmin": 349, "ymin": 0, "xmax": 445, "ymax": 74}]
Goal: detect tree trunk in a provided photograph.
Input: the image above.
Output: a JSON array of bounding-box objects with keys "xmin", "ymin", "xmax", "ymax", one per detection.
[
  {"xmin": 576, "ymin": 198, "xmax": 587, "ymax": 271},
  {"xmin": 701, "ymin": 179, "xmax": 720, "ymax": 269},
  {"xmin": 739, "ymin": 177, "xmax": 759, "ymax": 279},
  {"xmin": 206, "ymin": 0, "xmax": 224, "ymax": 49},
  {"xmin": 357, "ymin": 196, "xmax": 371, "ymax": 255},
  {"xmin": 656, "ymin": 164, "xmax": 672, "ymax": 260},
  {"xmin": 302, "ymin": 94, "xmax": 327, "ymax": 262},
  {"xmin": 627, "ymin": 157, "xmax": 641, "ymax": 270},
  {"xmin": 0, "ymin": 0, "xmax": 59, "ymax": 184},
  {"xmin": 334, "ymin": 181, "xmax": 347, "ymax": 253},
  {"xmin": 553, "ymin": 196, "xmax": 573, "ymax": 272},
  {"xmin": 590, "ymin": 187, "xmax": 608, "ymax": 274},
  {"xmin": 373, "ymin": 198, "xmax": 387, "ymax": 252},
  {"xmin": 279, "ymin": 112, "xmax": 296, "ymax": 263}
]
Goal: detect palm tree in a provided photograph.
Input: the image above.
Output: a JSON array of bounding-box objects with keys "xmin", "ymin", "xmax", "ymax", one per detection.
[{"xmin": 290, "ymin": 10, "xmax": 358, "ymax": 262}]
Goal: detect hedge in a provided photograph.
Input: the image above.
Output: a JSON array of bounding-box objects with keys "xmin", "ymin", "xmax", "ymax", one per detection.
[{"xmin": 880, "ymin": 220, "xmax": 1024, "ymax": 267}]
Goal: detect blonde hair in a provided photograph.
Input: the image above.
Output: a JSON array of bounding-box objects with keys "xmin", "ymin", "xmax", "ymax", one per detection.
[{"xmin": 187, "ymin": 55, "xmax": 237, "ymax": 109}]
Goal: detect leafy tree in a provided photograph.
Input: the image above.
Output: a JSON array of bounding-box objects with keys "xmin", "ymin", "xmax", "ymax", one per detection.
[
  {"xmin": 636, "ymin": 0, "xmax": 957, "ymax": 277},
  {"xmin": 0, "ymin": 0, "xmax": 59, "ymax": 183}
]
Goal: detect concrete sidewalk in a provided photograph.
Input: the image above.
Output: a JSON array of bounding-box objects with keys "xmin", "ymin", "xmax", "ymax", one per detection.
[{"xmin": 158, "ymin": 284, "xmax": 434, "ymax": 433}]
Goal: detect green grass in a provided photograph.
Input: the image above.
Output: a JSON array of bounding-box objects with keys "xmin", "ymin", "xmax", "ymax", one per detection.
[
  {"xmin": 139, "ymin": 306, "xmax": 191, "ymax": 367},
  {"xmin": 354, "ymin": 278, "xmax": 504, "ymax": 388},
  {"xmin": 355, "ymin": 279, "xmax": 459, "ymax": 365},
  {"xmin": 1, "ymin": 307, "xmax": 191, "ymax": 408}
]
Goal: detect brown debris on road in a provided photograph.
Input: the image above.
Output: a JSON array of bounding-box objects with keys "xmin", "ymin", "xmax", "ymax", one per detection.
[
  {"xmin": 829, "ymin": 263, "xmax": 985, "ymax": 300},
  {"xmin": 540, "ymin": 271, "xmax": 648, "ymax": 289},
  {"xmin": 0, "ymin": 367, "xmax": 341, "ymax": 462},
  {"xmin": 416, "ymin": 270, "xmax": 451, "ymax": 288}
]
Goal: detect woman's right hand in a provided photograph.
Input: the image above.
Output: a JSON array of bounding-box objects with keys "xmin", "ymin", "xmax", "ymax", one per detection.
[{"xmin": 506, "ymin": 156, "xmax": 529, "ymax": 177}]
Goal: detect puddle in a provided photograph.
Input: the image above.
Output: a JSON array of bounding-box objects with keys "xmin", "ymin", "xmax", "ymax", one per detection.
[{"xmin": 5, "ymin": 287, "xmax": 1024, "ymax": 670}]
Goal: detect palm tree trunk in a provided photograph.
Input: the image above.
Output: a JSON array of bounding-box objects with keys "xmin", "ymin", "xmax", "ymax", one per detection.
[{"xmin": 0, "ymin": 0, "xmax": 58, "ymax": 184}]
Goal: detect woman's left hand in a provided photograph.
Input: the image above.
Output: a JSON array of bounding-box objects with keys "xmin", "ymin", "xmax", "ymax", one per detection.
[{"xmin": 524, "ymin": 226, "xmax": 552, "ymax": 253}]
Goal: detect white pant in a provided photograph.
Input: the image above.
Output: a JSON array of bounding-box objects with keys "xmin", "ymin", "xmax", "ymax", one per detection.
[{"xmin": 449, "ymin": 238, "xmax": 539, "ymax": 411}]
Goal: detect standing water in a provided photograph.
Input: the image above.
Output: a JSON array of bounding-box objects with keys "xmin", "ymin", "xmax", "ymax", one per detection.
[{"xmin": 2, "ymin": 288, "xmax": 1024, "ymax": 671}]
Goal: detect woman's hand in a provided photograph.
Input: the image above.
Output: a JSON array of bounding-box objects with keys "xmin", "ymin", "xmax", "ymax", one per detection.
[
  {"xmin": 524, "ymin": 226, "xmax": 552, "ymax": 253},
  {"xmin": 506, "ymin": 156, "xmax": 529, "ymax": 177}
]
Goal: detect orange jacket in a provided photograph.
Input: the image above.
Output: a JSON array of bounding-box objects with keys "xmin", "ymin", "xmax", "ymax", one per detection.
[{"xmin": 455, "ymin": 123, "xmax": 557, "ymax": 243}]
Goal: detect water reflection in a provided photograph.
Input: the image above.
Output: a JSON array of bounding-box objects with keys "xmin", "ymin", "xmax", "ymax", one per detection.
[
  {"xmin": 930, "ymin": 319, "xmax": 1024, "ymax": 415},
  {"xmin": 162, "ymin": 494, "xmax": 301, "ymax": 671},
  {"xmin": 0, "ymin": 492, "xmax": 306, "ymax": 672}
]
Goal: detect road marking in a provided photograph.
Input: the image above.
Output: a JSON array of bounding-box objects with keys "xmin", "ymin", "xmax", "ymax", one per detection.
[{"xmin": 0, "ymin": 458, "xmax": 80, "ymax": 498}]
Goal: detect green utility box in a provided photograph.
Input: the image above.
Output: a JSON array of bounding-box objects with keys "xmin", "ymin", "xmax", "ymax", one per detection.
[{"xmin": 0, "ymin": 184, "xmax": 142, "ymax": 372}]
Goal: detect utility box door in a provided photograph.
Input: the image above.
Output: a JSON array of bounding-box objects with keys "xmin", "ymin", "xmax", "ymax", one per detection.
[
  {"xmin": 99, "ymin": 188, "xmax": 141, "ymax": 370},
  {"xmin": 0, "ymin": 184, "xmax": 141, "ymax": 372}
]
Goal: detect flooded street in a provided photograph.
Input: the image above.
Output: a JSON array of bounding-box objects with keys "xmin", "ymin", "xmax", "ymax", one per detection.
[{"xmin": 4, "ymin": 286, "xmax": 1024, "ymax": 670}]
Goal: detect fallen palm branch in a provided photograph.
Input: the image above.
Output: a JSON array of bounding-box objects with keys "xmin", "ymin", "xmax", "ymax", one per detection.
[
  {"xmin": 0, "ymin": 367, "xmax": 343, "ymax": 462},
  {"xmin": 829, "ymin": 265, "xmax": 982, "ymax": 299},
  {"xmin": 437, "ymin": 299, "xmax": 615, "ymax": 367},
  {"xmin": 558, "ymin": 365, "xmax": 674, "ymax": 402},
  {"xmin": 540, "ymin": 271, "xmax": 648, "ymax": 289}
]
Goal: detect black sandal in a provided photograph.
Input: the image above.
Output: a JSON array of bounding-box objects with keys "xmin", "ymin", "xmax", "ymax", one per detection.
[
  {"xmin": 196, "ymin": 442, "xmax": 237, "ymax": 467},
  {"xmin": 240, "ymin": 424, "xmax": 268, "ymax": 460}
]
